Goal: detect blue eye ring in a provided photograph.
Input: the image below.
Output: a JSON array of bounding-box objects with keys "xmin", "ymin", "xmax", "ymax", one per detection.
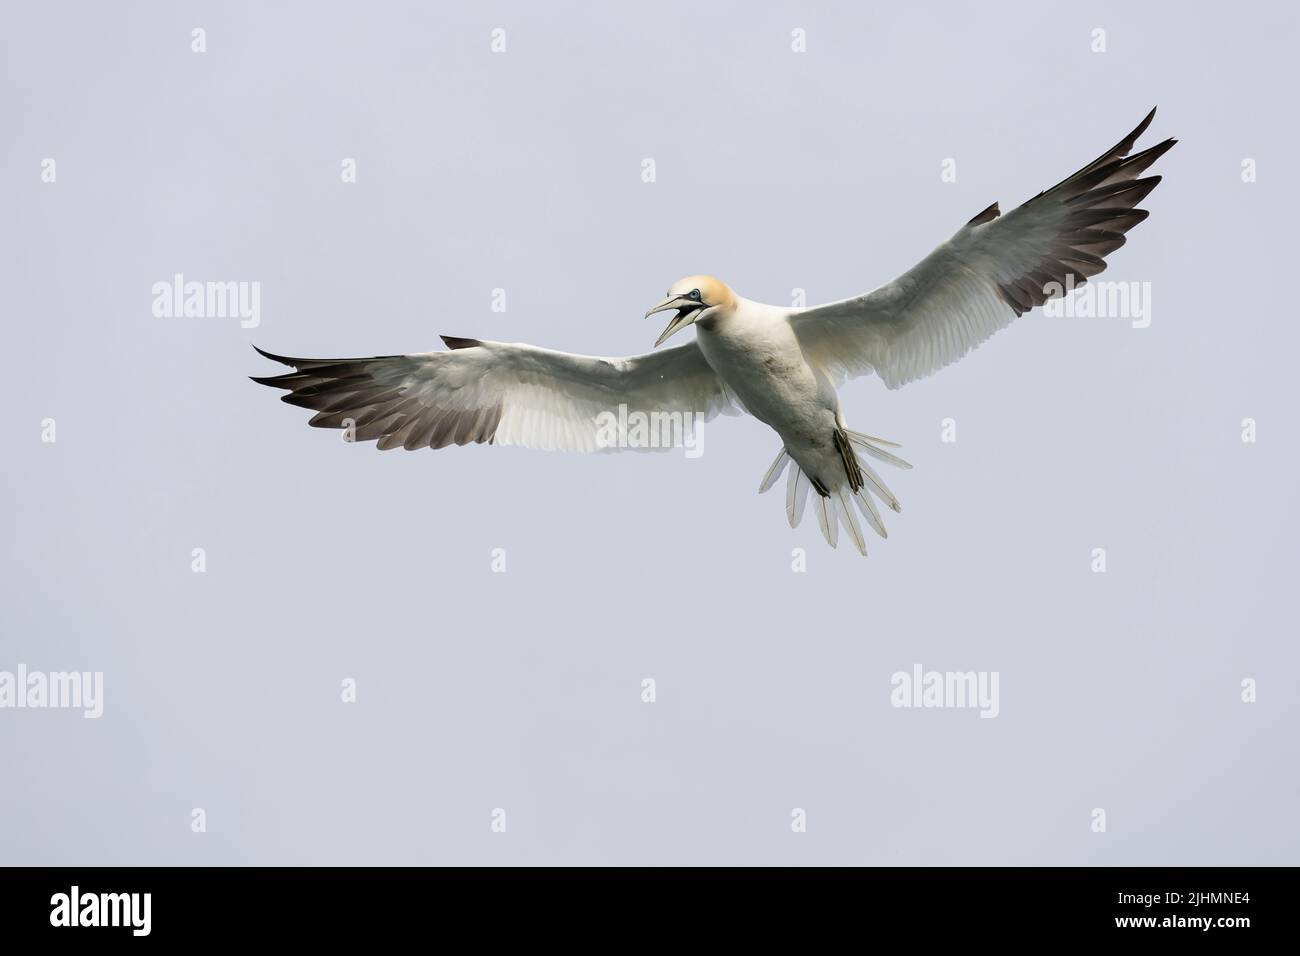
[{"xmin": 689, "ymin": 289, "xmax": 702, "ymax": 301}]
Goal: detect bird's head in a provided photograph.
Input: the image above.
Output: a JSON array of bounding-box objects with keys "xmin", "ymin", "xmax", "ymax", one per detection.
[{"xmin": 645, "ymin": 275, "xmax": 736, "ymax": 347}]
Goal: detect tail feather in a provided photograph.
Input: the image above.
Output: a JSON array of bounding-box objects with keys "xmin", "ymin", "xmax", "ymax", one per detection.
[
  {"xmin": 846, "ymin": 428, "xmax": 903, "ymax": 449},
  {"xmin": 859, "ymin": 459, "xmax": 903, "ymax": 514},
  {"xmin": 848, "ymin": 432, "xmax": 913, "ymax": 470},
  {"xmin": 854, "ymin": 485, "xmax": 887, "ymax": 539},
  {"xmin": 765, "ymin": 428, "xmax": 910, "ymax": 555},
  {"xmin": 816, "ymin": 495, "xmax": 837, "ymax": 548},
  {"xmin": 835, "ymin": 487, "xmax": 868, "ymax": 555},
  {"xmin": 759, "ymin": 448, "xmax": 791, "ymax": 493},
  {"xmin": 786, "ymin": 465, "xmax": 810, "ymax": 528}
]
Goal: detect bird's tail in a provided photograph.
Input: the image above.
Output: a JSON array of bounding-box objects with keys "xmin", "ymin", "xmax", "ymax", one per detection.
[{"xmin": 758, "ymin": 429, "xmax": 912, "ymax": 556}]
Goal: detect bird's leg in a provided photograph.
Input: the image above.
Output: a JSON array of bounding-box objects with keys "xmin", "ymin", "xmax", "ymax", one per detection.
[{"xmin": 833, "ymin": 429, "xmax": 865, "ymax": 494}]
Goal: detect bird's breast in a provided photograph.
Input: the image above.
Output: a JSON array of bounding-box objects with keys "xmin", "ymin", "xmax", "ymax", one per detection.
[{"xmin": 695, "ymin": 315, "xmax": 829, "ymax": 436}]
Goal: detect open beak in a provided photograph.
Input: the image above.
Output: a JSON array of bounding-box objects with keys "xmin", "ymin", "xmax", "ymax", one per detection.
[{"xmin": 646, "ymin": 296, "xmax": 703, "ymax": 348}]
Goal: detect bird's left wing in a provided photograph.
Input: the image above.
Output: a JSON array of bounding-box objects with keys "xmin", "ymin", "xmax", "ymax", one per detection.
[
  {"xmin": 790, "ymin": 108, "xmax": 1175, "ymax": 389},
  {"xmin": 252, "ymin": 336, "xmax": 735, "ymax": 452}
]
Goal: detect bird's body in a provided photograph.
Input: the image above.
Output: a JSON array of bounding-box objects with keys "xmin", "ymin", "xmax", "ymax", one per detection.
[
  {"xmin": 694, "ymin": 299, "xmax": 843, "ymax": 493},
  {"xmin": 253, "ymin": 109, "xmax": 1175, "ymax": 556}
]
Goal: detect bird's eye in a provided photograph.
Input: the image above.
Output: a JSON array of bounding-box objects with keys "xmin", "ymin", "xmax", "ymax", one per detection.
[{"xmin": 689, "ymin": 289, "xmax": 701, "ymax": 301}]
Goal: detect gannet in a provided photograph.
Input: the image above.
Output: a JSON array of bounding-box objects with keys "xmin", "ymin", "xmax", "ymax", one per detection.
[{"xmin": 253, "ymin": 109, "xmax": 1174, "ymax": 556}]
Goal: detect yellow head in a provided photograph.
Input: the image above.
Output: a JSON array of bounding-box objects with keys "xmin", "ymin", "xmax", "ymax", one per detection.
[{"xmin": 644, "ymin": 275, "xmax": 736, "ymax": 347}]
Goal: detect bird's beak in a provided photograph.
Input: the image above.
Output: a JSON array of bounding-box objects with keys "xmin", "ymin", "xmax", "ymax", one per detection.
[{"xmin": 646, "ymin": 296, "xmax": 703, "ymax": 348}]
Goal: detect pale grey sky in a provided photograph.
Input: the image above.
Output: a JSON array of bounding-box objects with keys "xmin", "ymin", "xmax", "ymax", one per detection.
[{"xmin": 2, "ymin": 0, "xmax": 1296, "ymax": 865}]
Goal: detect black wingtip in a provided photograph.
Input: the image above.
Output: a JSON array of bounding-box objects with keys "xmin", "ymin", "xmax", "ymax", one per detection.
[
  {"xmin": 1133, "ymin": 137, "xmax": 1178, "ymax": 166},
  {"xmin": 1118, "ymin": 107, "xmax": 1158, "ymax": 156},
  {"xmin": 966, "ymin": 201, "xmax": 1001, "ymax": 226},
  {"xmin": 252, "ymin": 345, "xmax": 295, "ymax": 365},
  {"xmin": 440, "ymin": 335, "xmax": 482, "ymax": 350}
]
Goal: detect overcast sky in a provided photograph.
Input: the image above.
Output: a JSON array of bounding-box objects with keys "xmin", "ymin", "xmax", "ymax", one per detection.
[{"xmin": 2, "ymin": 0, "xmax": 1296, "ymax": 865}]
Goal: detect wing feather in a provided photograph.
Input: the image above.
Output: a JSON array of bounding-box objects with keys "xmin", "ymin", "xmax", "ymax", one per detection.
[
  {"xmin": 791, "ymin": 108, "xmax": 1175, "ymax": 389},
  {"xmin": 252, "ymin": 338, "xmax": 734, "ymax": 453}
]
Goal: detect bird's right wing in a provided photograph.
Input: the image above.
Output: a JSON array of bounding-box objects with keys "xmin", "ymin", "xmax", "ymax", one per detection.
[
  {"xmin": 790, "ymin": 108, "xmax": 1175, "ymax": 389},
  {"xmin": 251, "ymin": 336, "xmax": 735, "ymax": 452}
]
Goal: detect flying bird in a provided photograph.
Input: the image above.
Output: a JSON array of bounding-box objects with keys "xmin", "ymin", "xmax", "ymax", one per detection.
[{"xmin": 253, "ymin": 109, "xmax": 1174, "ymax": 556}]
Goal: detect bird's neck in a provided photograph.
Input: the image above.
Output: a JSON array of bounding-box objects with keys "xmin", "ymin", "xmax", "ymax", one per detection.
[
  {"xmin": 698, "ymin": 295, "xmax": 744, "ymax": 333},
  {"xmin": 730, "ymin": 296, "xmax": 791, "ymax": 323}
]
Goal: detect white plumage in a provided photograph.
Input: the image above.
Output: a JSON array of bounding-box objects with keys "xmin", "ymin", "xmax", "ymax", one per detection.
[{"xmin": 254, "ymin": 110, "xmax": 1174, "ymax": 556}]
